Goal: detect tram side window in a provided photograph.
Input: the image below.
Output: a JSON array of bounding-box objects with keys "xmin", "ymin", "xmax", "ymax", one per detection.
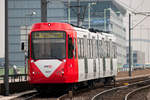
[
  {"xmin": 87, "ymin": 39, "xmax": 90, "ymax": 58},
  {"xmin": 83, "ymin": 35, "xmax": 87, "ymax": 58},
  {"xmin": 98, "ymin": 40, "xmax": 100, "ymax": 58},
  {"xmin": 101, "ymin": 39, "xmax": 103, "ymax": 57},
  {"xmin": 99, "ymin": 40, "xmax": 102, "ymax": 58},
  {"xmin": 112, "ymin": 42, "xmax": 117, "ymax": 58},
  {"xmin": 101, "ymin": 38, "xmax": 105, "ymax": 57},
  {"xmin": 77, "ymin": 38, "xmax": 80, "ymax": 58},
  {"xmin": 79, "ymin": 38, "xmax": 83, "ymax": 58},
  {"xmin": 110, "ymin": 40, "xmax": 113, "ymax": 58},
  {"xmin": 81, "ymin": 38, "xmax": 84, "ymax": 58},
  {"xmin": 80, "ymin": 39, "xmax": 82, "ymax": 58},
  {"xmin": 103, "ymin": 41, "xmax": 107, "ymax": 57},
  {"xmin": 91, "ymin": 39, "xmax": 93, "ymax": 58},
  {"xmin": 88, "ymin": 39, "xmax": 91, "ymax": 58},
  {"xmin": 114, "ymin": 44, "xmax": 117, "ymax": 58},
  {"xmin": 106, "ymin": 41, "xmax": 110, "ymax": 58},
  {"xmin": 89, "ymin": 39, "xmax": 91, "ymax": 58},
  {"xmin": 74, "ymin": 38, "xmax": 77, "ymax": 58},
  {"xmin": 89, "ymin": 39, "xmax": 92, "ymax": 58},
  {"xmin": 96, "ymin": 40, "xmax": 99, "ymax": 58},
  {"xmin": 105, "ymin": 41, "xmax": 108, "ymax": 57},
  {"xmin": 68, "ymin": 37, "xmax": 74, "ymax": 59},
  {"xmin": 92, "ymin": 38, "xmax": 97, "ymax": 58},
  {"xmin": 95, "ymin": 39, "xmax": 98, "ymax": 58},
  {"xmin": 92, "ymin": 39, "xmax": 94, "ymax": 58}
]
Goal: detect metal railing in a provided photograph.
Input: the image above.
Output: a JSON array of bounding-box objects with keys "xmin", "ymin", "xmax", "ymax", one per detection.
[{"xmin": 0, "ymin": 74, "xmax": 27, "ymax": 83}]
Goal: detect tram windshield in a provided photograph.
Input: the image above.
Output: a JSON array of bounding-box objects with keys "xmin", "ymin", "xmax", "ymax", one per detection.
[{"xmin": 31, "ymin": 31, "xmax": 66, "ymax": 60}]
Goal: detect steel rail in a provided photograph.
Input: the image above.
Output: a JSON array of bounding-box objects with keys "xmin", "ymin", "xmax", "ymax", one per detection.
[
  {"xmin": 24, "ymin": 93, "xmax": 40, "ymax": 100},
  {"xmin": 57, "ymin": 94, "xmax": 68, "ymax": 100},
  {"xmin": 23, "ymin": 91, "xmax": 68, "ymax": 100},
  {"xmin": 124, "ymin": 84, "xmax": 150, "ymax": 100},
  {"xmin": 91, "ymin": 85, "xmax": 127, "ymax": 100},
  {"xmin": 92, "ymin": 78, "xmax": 150, "ymax": 100}
]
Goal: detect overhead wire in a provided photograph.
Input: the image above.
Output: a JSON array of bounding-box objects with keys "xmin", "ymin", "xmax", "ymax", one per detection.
[
  {"xmin": 131, "ymin": 15, "xmax": 149, "ymax": 30},
  {"xmin": 117, "ymin": 0, "xmax": 150, "ymax": 30}
]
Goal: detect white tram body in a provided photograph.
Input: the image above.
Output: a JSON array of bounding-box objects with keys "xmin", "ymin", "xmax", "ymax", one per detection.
[{"xmin": 74, "ymin": 27, "xmax": 117, "ymax": 82}]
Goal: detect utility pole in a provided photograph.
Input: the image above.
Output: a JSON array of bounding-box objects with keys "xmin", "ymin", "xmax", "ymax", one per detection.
[
  {"xmin": 127, "ymin": 12, "xmax": 150, "ymax": 77},
  {"xmin": 68, "ymin": 0, "xmax": 71, "ymax": 23},
  {"xmin": 41, "ymin": 0, "xmax": 47, "ymax": 22},
  {"xmin": 77, "ymin": 0, "xmax": 80, "ymax": 26},
  {"xmin": 4, "ymin": 0, "xmax": 9, "ymax": 96},
  {"xmin": 88, "ymin": 3, "xmax": 91, "ymax": 28},
  {"xmin": 129, "ymin": 13, "xmax": 132, "ymax": 77}
]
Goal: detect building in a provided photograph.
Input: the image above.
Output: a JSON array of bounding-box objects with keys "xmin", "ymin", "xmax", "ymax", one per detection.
[
  {"xmin": 131, "ymin": 26, "xmax": 150, "ymax": 64},
  {"xmin": 0, "ymin": 58, "xmax": 4, "ymax": 67},
  {"xmin": 126, "ymin": 50, "xmax": 145, "ymax": 66},
  {"xmin": 8, "ymin": 0, "xmax": 126, "ymax": 66}
]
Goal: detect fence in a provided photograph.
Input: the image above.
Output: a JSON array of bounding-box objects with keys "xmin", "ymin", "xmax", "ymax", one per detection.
[{"xmin": 0, "ymin": 74, "xmax": 27, "ymax": 83}]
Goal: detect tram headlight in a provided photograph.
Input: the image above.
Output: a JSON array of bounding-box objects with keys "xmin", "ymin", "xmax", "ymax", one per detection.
[
  {"xmin": 61, "ymin": 70, "xmax": 64, "ymax": 75},
  {"xmin": 48, "ymin": 23, "xmax": 51, "ymax": 26},
  {"xmin": 32, "ymin": 71, "xmax": 39, "ymax": 75}
]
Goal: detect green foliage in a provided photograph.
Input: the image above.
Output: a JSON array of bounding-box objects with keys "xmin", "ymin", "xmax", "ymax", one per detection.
[{"xmin": 0, "ymin": 67, "xmax": 27, "ymax": 76}]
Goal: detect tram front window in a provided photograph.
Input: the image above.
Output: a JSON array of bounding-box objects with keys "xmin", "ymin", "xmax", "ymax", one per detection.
[{"xmin": 31, "ymin": 31, "xmax": 66, "ymax": 60}]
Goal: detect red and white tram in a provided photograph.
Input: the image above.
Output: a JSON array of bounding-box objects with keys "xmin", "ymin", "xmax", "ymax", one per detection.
[{"xmin": 27, "ymin": 22, "xmax": 117, "ymax": 91}]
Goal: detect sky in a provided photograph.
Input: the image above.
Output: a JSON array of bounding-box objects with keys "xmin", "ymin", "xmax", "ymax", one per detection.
[
  {"xmin": 117, "ymin": 0, "xmax": 150, "ymax": 38},
  {"xmin": 0, "ymin": 0, "xmax": 150, "ymax": 57}
]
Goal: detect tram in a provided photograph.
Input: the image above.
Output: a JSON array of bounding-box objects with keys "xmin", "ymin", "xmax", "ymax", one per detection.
[{"xmin": 26, "ymin": 22, "xmax": 117, "ymax": 91}]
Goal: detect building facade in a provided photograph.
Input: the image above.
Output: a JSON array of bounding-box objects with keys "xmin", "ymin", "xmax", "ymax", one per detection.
[
  {"xmin": 127, "ymin": 50, "xmax": 145, "ymax": 65},
  {"xmin": 131, "ymin": 26, "xmax": 150, "ymax": 64},
  {"xmin": 8, "ymin": 0, "xmax": 66, "ymax": 66},
  {"xmin": 8, "ymin": 0, "xmax": 126, "ymax": 66}
]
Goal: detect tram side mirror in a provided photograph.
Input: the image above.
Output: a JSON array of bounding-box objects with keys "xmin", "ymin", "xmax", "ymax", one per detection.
[
  {"xmin": 27, "ymin": 50, "xmax": 30, "ymax": 58},
  {"xmin": 21, "ymin": 42, "xmax": 25, "ymax": 51}
]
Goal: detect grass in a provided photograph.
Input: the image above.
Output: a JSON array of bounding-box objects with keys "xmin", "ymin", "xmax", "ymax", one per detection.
[{"xmin": 0, "ymin": 67, "xmax": 27, "ymax": 76}]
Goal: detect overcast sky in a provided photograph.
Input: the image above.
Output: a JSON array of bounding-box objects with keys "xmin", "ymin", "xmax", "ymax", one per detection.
[{"xmin": 0, "ymin": 0, "xmax": 150, "ymax": 57}]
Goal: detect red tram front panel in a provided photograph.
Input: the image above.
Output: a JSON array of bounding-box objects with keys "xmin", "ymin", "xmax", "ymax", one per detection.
[{"xmin": 28, "ymin": 23, "xmax": 78, "ymax": 84}]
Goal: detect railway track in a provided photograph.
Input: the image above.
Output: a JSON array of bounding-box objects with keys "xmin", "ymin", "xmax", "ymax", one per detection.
[
  {"xmin": 61, "ymin": 75, "xmax": 150, "ymax": 100},
  {"xmin": 13, "ymin": 75, "xmax": 150, "ymax": 100},
  {"xmin": 125, "ymin": 84, "xmax": 150, "ymax": 100},
  {"xmin": 11, "ymin": 90, "xmax": 38, "ymax": 100},
  {"xmin": 12, "ymin": 89, "xmax": 68, "ymax": 100},
  {"xmin": 92, "ymin": 78, "xmax": 150, "ymax": 100},
  {"xmin": 59, "ymin": 84, "xmax": 112, "ymax": 100},
  {"xmin": 23, "ymin": 93, "xmax": 39, "ymax": 100}
]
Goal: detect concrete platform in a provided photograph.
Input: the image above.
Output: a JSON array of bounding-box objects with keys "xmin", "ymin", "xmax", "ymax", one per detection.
[
  {"xmin": 116, "ymin": 74, "xmax": 150, "ymax": 81},
  {"xmin": 0, "ymin": 90, "xmax": 36, "ymax": 100}
]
